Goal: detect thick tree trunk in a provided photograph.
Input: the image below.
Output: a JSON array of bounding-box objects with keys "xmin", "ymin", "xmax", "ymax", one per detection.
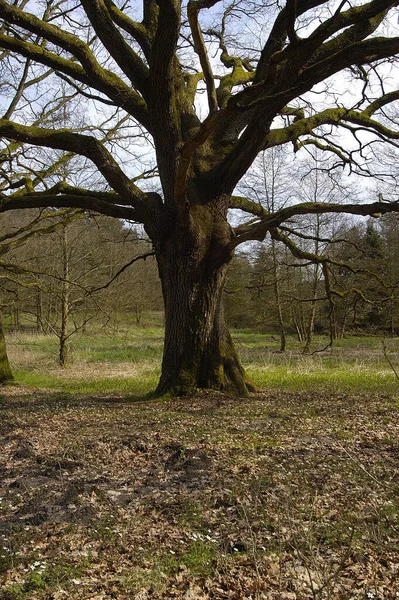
[
  {"xmin": 154, "ymin": 211, "xmax": 254, "ymax": 397},
  {"xmin": 0, "ymin": 313, "xmax": 13, "ymax": 385}
]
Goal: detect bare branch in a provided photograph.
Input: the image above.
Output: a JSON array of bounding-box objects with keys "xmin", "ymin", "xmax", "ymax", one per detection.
[
  {"xmin": 230, "ymin": 199, "xmax": 399, "ymax": 248},
  {"xmin": 104, "ymin": 0, "xmax": 152, "ymax": 58},
  {"xmin": 80, "ymin": 0, "xmax": 149, "ymax": 94},
  {"xmin": 188, "ymin": 0, "xmax": 218, "ymax": 114},
  {"xmin": 229, "ymin": 195, "xmax": 268, "ymax": 217},
  {"xmin": 0, "ymin": 2, "xmax": 151, "ymax": 127},
  {"xmin": 89, "ymin": 250, "xmax": 155, "ymax": 293},
  {"xmin": 0, "ymin": 119, "xmax": 150, "ymax": 217}
]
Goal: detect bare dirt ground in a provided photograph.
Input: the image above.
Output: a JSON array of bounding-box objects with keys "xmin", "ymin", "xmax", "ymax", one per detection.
[{"xmin": 0, "ymin": 386, "xmax": 398, "ymax": 599}]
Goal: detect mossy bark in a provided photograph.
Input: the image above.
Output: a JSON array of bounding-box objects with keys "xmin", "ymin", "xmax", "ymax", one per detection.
[
  {"xmin": 0, "ymin": 313, "xmax": 13, "ymax": 385},
  {"xmin": 154, "ymin": 208, "xmax": 254, "ymax": 397}
]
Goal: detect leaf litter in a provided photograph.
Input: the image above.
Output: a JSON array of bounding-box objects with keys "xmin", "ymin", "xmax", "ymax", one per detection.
[{"xmin": 0, "ymin": 386, "xmax": 398, "ymax": 599}]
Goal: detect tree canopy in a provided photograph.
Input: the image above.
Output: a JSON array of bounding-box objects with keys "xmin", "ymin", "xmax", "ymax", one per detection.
[{"xmin": 1, "ymin": 0, "xmax": 399, "ymax": 395}]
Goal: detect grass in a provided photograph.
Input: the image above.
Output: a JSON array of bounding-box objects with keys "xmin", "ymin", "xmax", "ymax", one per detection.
[
  {"xmin": 2, "ymin": 560, "xmax": 89, "ymax": 599},
  {"xmin": 242, "ymin": 334, "xmax": 399, "ymax": 394},
  {"xmin": 6, "ymin": 326, "xmax": 399, "ymax": 396},
  {"xmin": 13, "ymin": 370, "xmax": 159, "ymax": 396}
]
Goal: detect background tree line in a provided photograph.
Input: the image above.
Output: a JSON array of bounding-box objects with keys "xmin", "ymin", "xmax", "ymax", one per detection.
[
  {"xmin": 225, "ymin": 148, "xmax": 399, "ymax": 349},
  {"xmin": 225, "ymin": 213, "xmax": 399, "ymax": 346},
  {"xmin": 1, "ymin": 202, "xmax": 398, "ymax": 362},
  {"xmin": 0, "ymin": 209, "xmax": 162, "ymax": 369}
]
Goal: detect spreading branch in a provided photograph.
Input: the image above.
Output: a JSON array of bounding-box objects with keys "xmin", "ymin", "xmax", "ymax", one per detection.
[{"xmin": 231, "ymin": 200, "xmax": 399, "ymax": 248}]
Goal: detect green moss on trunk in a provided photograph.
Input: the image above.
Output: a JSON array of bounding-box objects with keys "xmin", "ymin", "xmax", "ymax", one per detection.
[
  {"xmin": 0, "ymin": 315, "xmax": 13, "ymax": 385},
  {"xmin": 154, "ymin": 213, "xmax": 254, "ymax": 397}
]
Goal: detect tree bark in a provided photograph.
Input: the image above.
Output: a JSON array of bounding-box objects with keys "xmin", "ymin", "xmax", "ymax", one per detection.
[
  {"xmin": 59, "ymin": 225, "xmax": 70, "ymax": 367},
  {"xmin": 271, "ymin": 239, "xmax": 286, "ymax": 352},
  {"xmin": 0, "ymin": 312, "xmax": 13, "ymax": 385},
  {"xmin": 36, "ymin": 288, "xmax": 44, "ymax": 334},
  {"xmin": 154, "ymin": 207, "xmax": 254, "ymax": 397},
  {"xmin": 303, "ymin": 216, "xmax": 321, "ymax": 354}
]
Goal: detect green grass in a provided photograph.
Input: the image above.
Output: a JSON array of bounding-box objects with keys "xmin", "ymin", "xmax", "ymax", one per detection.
[
  {"xmin": 6, "ymin": 326, "xmax": 399, "ymax": 396},
  {"xmin": 238, "ymin": 333, "xmax": 399, "ymax": 394},
  {"xmin": 164, "ymin": 540, "xmax": 217, "ymax": 578},
  {"xmin": 248, "ymin": 365, "xmax": 399, "ymax": 394},
  {"xmin": 1, "ymin": 560, "xmax": 89, "ymax": 599},
  {"xmin": 13, "ymin": 370, "xmax": 159, "ymax": 395}
]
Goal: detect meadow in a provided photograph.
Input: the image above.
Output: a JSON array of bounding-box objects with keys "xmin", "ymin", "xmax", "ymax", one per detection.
[
  {"xmin": 5, "ymin": 322, "xmax": 399, "ymax": 396},
  {"xmin": 1, "ymin": 324, "xmax": 398, "ymax": 599}
]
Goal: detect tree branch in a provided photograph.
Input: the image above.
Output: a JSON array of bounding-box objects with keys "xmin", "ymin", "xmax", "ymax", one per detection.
[
  {"xmin": 0, "ymin": 192, "xmax": 139, "ymax": 221},
  {"xmin": 188, "ymin": 0, "xmax": 218, "ymax": 114},
  {"xmin": 80, "ymin": 0, "xmax": 149, "ymax": 95},
  {"xmin": 148, "ymin": 0, "xmax": 182, "ymax": 204},
  {"xmin": 230, "ymin": 199, "xmax": 399, "ymax": 248},
  {"xmin": 104, "ymin": 0, "xmax": 152, "ymax": 59},
  {"xmin": 0, "ymin": 209, "xmax": 84, "ymax": 255},
  {"xmin": 0, "ymin": 119, "xmax": 143, "ymax": 199},
  {"xmin": 228, "ymin": 195, "xmax": 268, "ymax": 217},
  {"xmin": 89, "ymin": 250, "xmax": 155, "ymax": 293},
  {"xmin": 0, "ymin": 2, "xmax": 150, "ymax": 128}
]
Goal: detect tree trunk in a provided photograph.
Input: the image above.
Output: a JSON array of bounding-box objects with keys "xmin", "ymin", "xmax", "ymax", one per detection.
[
  {"xmin": 59, "ymin": 225, "xmax": 70, "ymax": 367},
  {"xmin": 135, "ymin": 301, "xmax": 141, "ymax": 325},
  {"xmin": 0, "ymin": 313, "xmax": 13, "ymax": 384},
  {"xmin": 303, "ymin": 296, "xmax": 317, "ymax": 354},
  {"xmin": 271, "ymin": 240, "xmax": 286, "ymax": 352},
  {"xmin": 36, "ymin": 288, "xmax": 44, "ymax": 334},
  {"xmin": 390, "ymin": 297, "xmax": 395, "ymax": 338},
  {"xmin": 154, "ymin": 210, "xmax": 254, "ymax": 397},
  {"xmin": 292, "ymin": 307, "xmax": 305, "ymax": 342}
]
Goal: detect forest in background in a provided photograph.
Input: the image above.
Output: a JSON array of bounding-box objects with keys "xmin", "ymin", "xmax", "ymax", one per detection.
[
  {"xmin": 1, "ymin": 200, "xmax": 398, "ymax": 365},
  {"xmin": 226, "ymin": 212, "xmax": 399, "ymax": 345}
]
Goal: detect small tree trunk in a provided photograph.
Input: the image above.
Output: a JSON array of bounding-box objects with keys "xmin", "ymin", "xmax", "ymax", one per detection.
[
  {"xmin": 303, "ymin": 248, "xmax": 321, "ymax": 354},
  {"xmin": 292, "ymin": 307, "xmax": 305, "ymax": 342},
  {"xmin": 46, "ymin": 294, "xmax": 53, "ymax": 333},
  {"xmin": 154, "ymin": 211, "xmax": 254, "ymax": 397},
  {"xmin": 271, "ymin": 241, "xmax": 286, "ymax": 352},
  {"xmin": 0, "ymin": 313, "xmax": 13, "ymax": 384},
  {"xmin": 135, "ymin": 301, "xmax": 141, "ymax": 324},
  {"xmin": 36, "ymin": 288, "xmax": 44, "ymax": 334},
  {"xmin": 59, "ymin": 225, "xmax": 70, "ymax": 367},
  {"xmin": 390, "ymin": 297, "xmax": 395, "ymax": 338},
  {"xmin": 333, "ymin": 309, "xmax": 349, "ymax": 340},
  {"xmin": 303, "ymin": 301, "xmax": 317, "ymax": 353},
  {"xmin": 59, "ymin": 327, "xmax": 69, "ymax": 367},
  {"xmin": 303, "ymin": 303, "xmax": 317, "ymax": 353}
]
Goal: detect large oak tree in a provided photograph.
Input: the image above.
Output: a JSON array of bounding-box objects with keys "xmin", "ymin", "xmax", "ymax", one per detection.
[{"xmin": 0, "ymin": 0, "xmax": 399, "ymax": 395}]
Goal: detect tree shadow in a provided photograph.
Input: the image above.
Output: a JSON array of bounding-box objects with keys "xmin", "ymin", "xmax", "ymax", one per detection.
[{"xmin": 0, "ymin": 386, "xmax": 151, "ymax": 412}]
